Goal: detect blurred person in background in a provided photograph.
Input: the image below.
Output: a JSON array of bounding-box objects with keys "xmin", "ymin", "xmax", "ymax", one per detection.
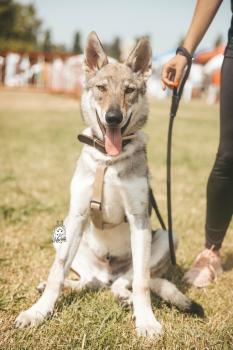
[{"xmin": 162, "ymin": 0, "xmax": 233, "ymax": 287}]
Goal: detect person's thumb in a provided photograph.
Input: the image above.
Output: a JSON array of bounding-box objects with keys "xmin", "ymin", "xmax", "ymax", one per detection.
[{"xmin": 173, "ymin": 68, "xmax": 183, "ymax": 87}]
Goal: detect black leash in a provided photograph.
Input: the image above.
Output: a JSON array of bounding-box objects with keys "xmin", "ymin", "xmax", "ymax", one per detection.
[
  {"xmin": 167, "ymin": 46, "xmax": 192, "ymax": 265},
  {"xmin": 149, "ymin": 188, "xmax": 167, "ymax": 231}
]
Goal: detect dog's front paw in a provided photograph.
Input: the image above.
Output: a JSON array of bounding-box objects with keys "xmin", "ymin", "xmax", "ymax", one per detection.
[
  {"xmin": 135, "ymin": 315, "xmax": 163, "ymax": 338},
  {"xmin": 15, "ymin": 307, "xmax": 49, "ymax": 328}
]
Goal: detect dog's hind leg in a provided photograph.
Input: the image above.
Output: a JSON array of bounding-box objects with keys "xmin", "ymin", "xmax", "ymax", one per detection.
[
  {"xmin": 111, "ymin": 272, "xmax": 133, "ymax": 306},
  {"xmin": 37, "ymin": 277, "xmax": 104, "ymax": 293},
  {"xmin": 150, "ymin": 229, "xmax": 204, "ymax": 317},
  {"xmin": 150, "ymin": 278, "xmax": 204, "ymax": 316},
  {"xmin": 150, "ymin": 228, "xmax": 178, "ymax": 277}
]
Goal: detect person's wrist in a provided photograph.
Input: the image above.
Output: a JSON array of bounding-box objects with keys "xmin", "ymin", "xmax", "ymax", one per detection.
[
  {"xmin": 182, "ymin": 42, "xmax": 195, "ymax": 56},
  {"xmin": 176, "ymin": 46, "xmax": 192, "ymax": 66}
]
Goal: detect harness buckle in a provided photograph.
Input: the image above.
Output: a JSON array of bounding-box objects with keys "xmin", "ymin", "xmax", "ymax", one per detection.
[
  {"xmin": 90, "ymin": 200, "xmax": 101, "ymax": 211},
  {"xmin": 93, "ymin": 138, "xmax": 98, "ymax": 149}
]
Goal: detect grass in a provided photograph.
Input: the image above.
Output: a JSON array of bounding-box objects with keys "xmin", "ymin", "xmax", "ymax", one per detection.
[{"xmin": 0, "ymin": 90, "xmax": 233, "ymax": 350}]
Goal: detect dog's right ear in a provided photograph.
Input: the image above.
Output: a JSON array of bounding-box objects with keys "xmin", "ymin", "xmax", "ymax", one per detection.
[
  {"xmin": 126, "ymin": 38, "xmax": 152, "ymax": 81},
  {"xmin": 84, "ymin": 31, "xmax": 108, "ymax": 77}
]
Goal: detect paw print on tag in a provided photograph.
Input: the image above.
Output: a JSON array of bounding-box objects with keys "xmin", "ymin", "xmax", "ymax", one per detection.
[{"xmin": 52, "ymin": 221, "xmax": 66, "ymax": 243}]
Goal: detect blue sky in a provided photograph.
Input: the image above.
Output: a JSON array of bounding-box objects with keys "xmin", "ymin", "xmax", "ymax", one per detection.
[{"xmin": 19, "ymin": 0, "xmax": 230, "ymax": 55}]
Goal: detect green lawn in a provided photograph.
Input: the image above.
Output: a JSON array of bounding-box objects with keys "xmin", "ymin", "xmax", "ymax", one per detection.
[{"xmin": 0, "ymin": 90, "xmax": 233, "ymax": 350}]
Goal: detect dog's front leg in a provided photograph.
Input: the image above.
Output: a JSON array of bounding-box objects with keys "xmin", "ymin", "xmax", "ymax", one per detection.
[
  {"xmin": 15, "ymin": 162, "xmax": 91, "ymax": 328},
  {"xmin": 128, "ymin": 214, "xmax": 163, "ymax": 338},
  {"xmin": 15, "ymin": 214, "xmax": 86, "ymax": 328},
  {"xmin": 122, "ymin": 177, "xmax": 163, "ymax": 338}
]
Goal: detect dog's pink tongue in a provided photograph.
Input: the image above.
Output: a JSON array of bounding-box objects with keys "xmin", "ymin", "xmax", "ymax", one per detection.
[{"xmin": 105, "ymin": 127, "xmax": 122, "ymax": 156}]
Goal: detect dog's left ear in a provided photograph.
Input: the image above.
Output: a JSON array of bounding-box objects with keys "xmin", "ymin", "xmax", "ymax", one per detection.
[
  {"xmin": 126, "ymin": 38, "xmax": 152, "ymax": 80},
  {"xmin": 84, "ymin": 31, "xmax": 108, "ymax": 77}
]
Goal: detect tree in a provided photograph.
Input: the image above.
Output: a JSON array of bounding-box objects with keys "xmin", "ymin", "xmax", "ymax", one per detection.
[
  {"xmin": 72, "ymin": 31, "xmax": 82, "ymax": 54},
  {"xmin": 42, "ymin": 29, "xmax": 52, "ymax": 52},
  {"xmin": 214, "ymin": 34, "xmax": 224, "ymax": 48},
  {"xmin": 104, "ymin": 37, "xmax": 121, "ymax": 60},
  {"xmin": 0, "ymin": 0, "xmax": 68, "ymax": 53},
  {"xmin": 0, "ymin": 0, "xmax": 42, "ymax": 50}
]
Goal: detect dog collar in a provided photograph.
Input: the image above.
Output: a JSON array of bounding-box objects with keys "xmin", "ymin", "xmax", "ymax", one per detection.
[
  {"xmin": 77, "ymin": 133, "xmax": 136, "ymax": 155},
  {"xmin": 77, "ymin": 110, "xmax": 135, "ymax": 155}
]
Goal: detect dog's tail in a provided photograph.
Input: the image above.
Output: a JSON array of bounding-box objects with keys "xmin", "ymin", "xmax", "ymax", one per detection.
[{"xmin": 150, "ymin": 278, "xmax": 204, "ymax": 317}]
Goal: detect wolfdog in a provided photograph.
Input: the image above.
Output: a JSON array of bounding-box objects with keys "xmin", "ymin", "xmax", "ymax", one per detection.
[{"xmin": 15, "ymin": 32, "xmax": 203, "ymax": 337}]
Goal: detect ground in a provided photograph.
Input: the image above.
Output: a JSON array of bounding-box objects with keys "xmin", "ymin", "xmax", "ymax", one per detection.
[{"xmin": 0, "ymin": 90, "xmax": 233, "ymax": 350}]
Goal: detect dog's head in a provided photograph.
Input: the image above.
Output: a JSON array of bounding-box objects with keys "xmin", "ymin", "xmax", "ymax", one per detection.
[{"xmin": 81, "ymin": 31, "xmax": 152, "ymax": 156}]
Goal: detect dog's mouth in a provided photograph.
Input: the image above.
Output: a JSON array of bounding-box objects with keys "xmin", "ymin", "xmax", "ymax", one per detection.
[
  {"xmin": 105, "ymin": 127, "xmax": 122, "ymax": 156},
  {"xmin": 96, "ymin": 111, "xmax": 132, "ymax": 156}
]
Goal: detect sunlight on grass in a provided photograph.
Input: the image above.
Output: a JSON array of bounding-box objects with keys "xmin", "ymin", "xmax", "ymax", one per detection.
[{"xmin": 0, "ymin": 91, "xmax": 233, "ymax": 349}]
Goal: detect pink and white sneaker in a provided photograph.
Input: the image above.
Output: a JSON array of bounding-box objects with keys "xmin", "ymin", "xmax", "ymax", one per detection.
[{"xmin": 183, "ymin": 247, "xmax": 223, "ymax": 288}]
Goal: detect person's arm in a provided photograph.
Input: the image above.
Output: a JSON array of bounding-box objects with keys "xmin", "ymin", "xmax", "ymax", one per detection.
[{"xmin": 162, "ymin": 0, "xmax": 223, "ymax": 89}]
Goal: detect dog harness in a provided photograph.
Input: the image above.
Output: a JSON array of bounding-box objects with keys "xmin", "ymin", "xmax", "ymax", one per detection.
[
  {"xmin": 77, "ymin": 130, "xmax": 166, "ymax": 231},
  {"xmin": 77, "ymin": 132, "xmax": 136, "ymax": 229}
]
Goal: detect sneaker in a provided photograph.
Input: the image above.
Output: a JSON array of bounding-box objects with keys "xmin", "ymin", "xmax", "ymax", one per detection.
[{"xmin": 183, "ymin": 247, "xmax": 223, "ymax": 288}]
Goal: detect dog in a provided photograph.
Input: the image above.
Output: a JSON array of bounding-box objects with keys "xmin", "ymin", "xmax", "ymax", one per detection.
[{"xmin": 15, "ymin": 32, "xmax": 204, "ymax": 337}]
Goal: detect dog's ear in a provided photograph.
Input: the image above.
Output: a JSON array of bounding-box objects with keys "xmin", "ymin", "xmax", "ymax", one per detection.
[
  {"xmin": 126, "ymin": 38, "xmax": 152, "ymax": 80},
  {"xmin": 84, "ymin": 31, "xmax": 108, "ymax": 77}
]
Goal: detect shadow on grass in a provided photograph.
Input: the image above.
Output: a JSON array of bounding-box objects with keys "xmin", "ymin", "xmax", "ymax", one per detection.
[
  {"xmin": 56, "ymin": 287, "xmax": 103, "ymax": 313},
  {"xmin": 222, "ymin": 251, "xmax": 233, "ymax": 271},
  {"xmin": 52, "ymin": 263, "xmax": 202, "ymax": 320},
  {"xmin": 164, "ymin": 263, "xmax": 191, "ymax": 293},
  {"xmin": 152, "ymin": 264, "xmax": 206, "ymax": 318}
]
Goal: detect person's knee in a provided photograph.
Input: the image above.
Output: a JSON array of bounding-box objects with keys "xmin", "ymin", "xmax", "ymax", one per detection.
[{"xmin": 212, "ymin": 152, "xmax": 233, "ymax": 179}]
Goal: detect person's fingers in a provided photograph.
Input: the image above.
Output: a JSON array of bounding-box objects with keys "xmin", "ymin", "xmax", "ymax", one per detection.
[
  {"xmin": 168, "ymin": 69, "xmax": 179, "ymax": 87},
  {"xmin": 174, "ymin": 63, "xmax": 186, "ymax": 84},
  {"xmin": 162, "ymin": 65, "xmax": 175, "ymax": 89},
  {"xmin": 170, "ymin": 80, "xmax": 179, "ymax": 88},
  {"xmin": 163, "ymin": 71, "xmax": 178, "ymax": 88},
  {"xmin": 168, "ymin": 70, "xmax": 175, "ymax": 82},
  {"xmin": 162, "ymin": 76, "xmax": 175, "ymax": 88},
  {"xmin": 161, "ymin": 63, "xmax": 169, "ymax": 84},
  {"xmin": 161, "ymin": 55, "xmax": 188, "ymax": 90}
]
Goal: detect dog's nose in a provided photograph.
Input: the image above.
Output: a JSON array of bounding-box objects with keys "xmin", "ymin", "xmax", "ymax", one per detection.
[{"xmin": 105, "ymin": 109, "xmax": 123, "ymax": 126}]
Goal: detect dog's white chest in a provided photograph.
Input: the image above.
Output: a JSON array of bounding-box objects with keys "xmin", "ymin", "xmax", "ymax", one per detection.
[{"xmin": 101, "ymin": 167, "xmax": 125, "ymax": 225}]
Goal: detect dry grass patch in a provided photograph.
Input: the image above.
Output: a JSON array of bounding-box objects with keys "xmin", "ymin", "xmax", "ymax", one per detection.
[{"xmin": 0, "ymin": 91, "xmax": 233, "ymax": 349}]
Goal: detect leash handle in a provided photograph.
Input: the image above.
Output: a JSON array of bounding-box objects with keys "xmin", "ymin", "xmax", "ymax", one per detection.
[
  {"xmin": 167, "ymin": 46, "xmax": 192, "ymax": 265},
  {"xmin": 170, "ymin": 46, "xmax": 192, "ymax": 118}
]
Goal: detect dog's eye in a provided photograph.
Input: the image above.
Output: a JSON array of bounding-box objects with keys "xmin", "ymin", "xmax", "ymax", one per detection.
[
  {"xmin": 125, "ymin": 86, "xmax": 136, "ymax": 94},
  {"xmin": 96, "ymin": 85, "xmax": 106, "ymax": 92}
]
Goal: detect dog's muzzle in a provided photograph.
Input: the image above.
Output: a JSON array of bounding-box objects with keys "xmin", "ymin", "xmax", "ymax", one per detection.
[{"xmin": 105, "ymin": 109, "xmax": 123, "ymax": 127}]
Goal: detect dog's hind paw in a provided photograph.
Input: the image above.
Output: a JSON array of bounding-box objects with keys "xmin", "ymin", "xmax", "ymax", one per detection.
[
  {"xmin": 185, "ymin": 300, "xmax": 205, "ymax": 318},
  {"xmin": 115, "ymin": 289, "xmax": 133, "ymax": 307},
  {"xmin": 119, "ymin": 294, "xmax": 133, "ymax": 309},
  {"xmin": 36, "ymin": 281, "xmax": 46, "ymax": 293},
  {"xmin": 135, "ymin": 316, "xmax": 163, "ymax": 338},
  {"xmin": 15, "ymin": 307, "xmax": 49, "ymax": 328}
]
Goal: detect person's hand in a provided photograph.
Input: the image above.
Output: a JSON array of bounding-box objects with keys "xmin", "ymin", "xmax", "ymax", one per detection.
[{"xmin": 161, "ymin": 54, "xmax": 188, "ymax": 90}]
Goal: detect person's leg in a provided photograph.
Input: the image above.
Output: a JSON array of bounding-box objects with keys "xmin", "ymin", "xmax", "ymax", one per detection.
[
  {"xmin": 205, "ymin": 55, "xmax": 233, "ymax": 250},
  {"xmin": 184, "ymin": 53, "xmax": 233, "ymax": 287}
]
